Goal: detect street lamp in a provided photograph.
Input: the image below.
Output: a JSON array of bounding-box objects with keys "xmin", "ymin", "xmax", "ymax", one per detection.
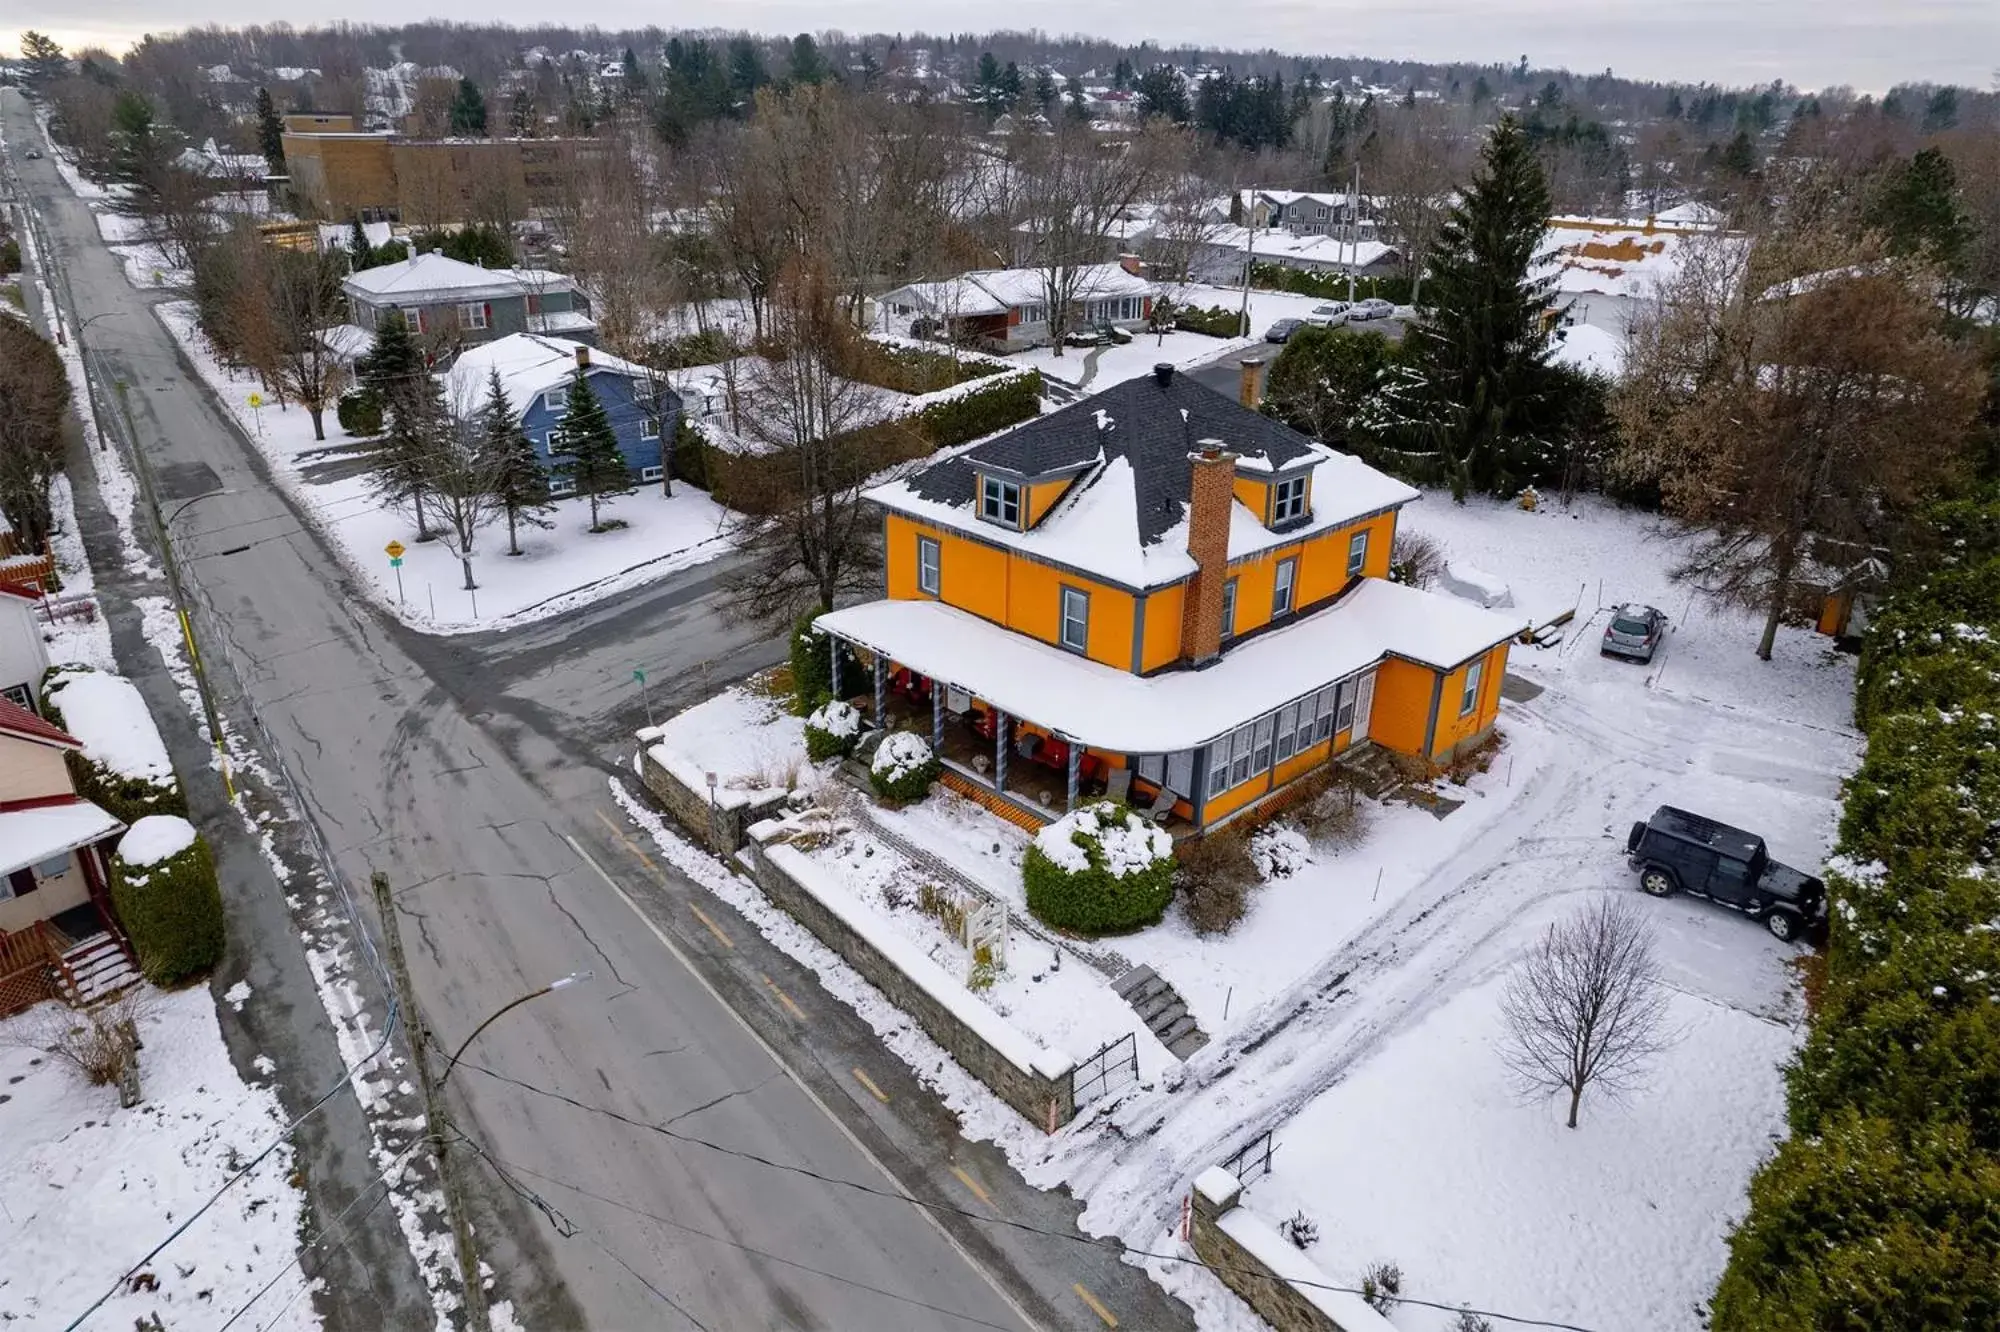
[
  {"xmin": 163, "ymin": 488, "xmax": 237, "ymax": 529},
  {"xmin": 437, "ymin": 970, "xmax": 594, "ymax": 1087}
]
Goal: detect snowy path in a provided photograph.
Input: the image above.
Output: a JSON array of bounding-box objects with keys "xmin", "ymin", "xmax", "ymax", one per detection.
[{"xmin": 1048, "ymin": 663, "xmax": 1854, "ymax": 1246}]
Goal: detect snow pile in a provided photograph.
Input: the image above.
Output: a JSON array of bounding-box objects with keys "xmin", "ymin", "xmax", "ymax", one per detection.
[
  {"xmin": 118, "ymin": 814, "xmax": 199, "ymax": 868},
  {"xmin": 806, "ymin": 699, "xmax": 862, "ymax": 740},
  {"xmin": 1249, "ymin": 824, "xmax": 1312, "ymax": 880},
  {"xmin": 1440, "ymin": 560, "xmax": 1515, "ymax": 608},
  {"xmin": 870, "ymin": 730, "xmax": 934, "ymax": 783},
  {"xmin": 43, "ymin": 667, "xmax": 176, "ymax": 786},
  {"xmin": 1034, "ymin": 801, "xmax": 1173, "ymax": 877},
  {"xmin": 0, "ymin": 986, "xmax": 317, "ymax": 1330},
  {"xmin": 646, "ymin": 683, "xmax": 810, "ymax": 809}
]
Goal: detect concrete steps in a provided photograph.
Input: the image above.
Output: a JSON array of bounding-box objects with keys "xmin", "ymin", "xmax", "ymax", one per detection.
[
  {"xmin": 58, "ymin": 934, "xmax": 140, "ymax": 1007},
  {"xmin": 1111, "ymin": 963, "xmax": 1208, "ymax": 1059}
]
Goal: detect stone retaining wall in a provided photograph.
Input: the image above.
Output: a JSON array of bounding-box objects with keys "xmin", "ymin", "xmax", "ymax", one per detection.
[
  {"xmin": 1190, "ymin": 1168, "xmax": 1394, "ymax": 1332},
  {"xmin": 635, "ymin": 744, "xmax": 788, "ymax": 854}
]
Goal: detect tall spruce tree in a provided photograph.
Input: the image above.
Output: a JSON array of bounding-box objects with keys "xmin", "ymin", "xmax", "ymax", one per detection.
[
  {"xmin": 347, "ymin": 216, "xmax": 372, "ymax": 271},
  {"xmin": 357, "ymin": 311, "xmax": 436, "ymax": 538},
  {"xmin": 449, "ymin": 78, "xmax": 488, "ymax": 135},
  {"xmin": 1396, "ymin": 115, "xmax": 1559, "ymax": 500},
  {"xmin": 477, "ymin": 370, "xmax": 553, "ymax": 555},
  {"xmin": 255, "ymin": 88, "xmax": 286, "ymax": 171},
  {"xmin": 551, "ymin": 371, "xmax": 633, "ymax": 532}
]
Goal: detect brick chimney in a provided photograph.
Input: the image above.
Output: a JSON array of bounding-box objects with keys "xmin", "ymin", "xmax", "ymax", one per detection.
[
  {"xmin": 1181, "ymin": 441, "xmax": 1239, "ymax": 667},
  {"xmin": 1237, "ymin": 355, "xmax": 1266, "ymax": 410},
  {"xmin": 574, "ymin": 344, "xmax": 591, "ymax": 370}
]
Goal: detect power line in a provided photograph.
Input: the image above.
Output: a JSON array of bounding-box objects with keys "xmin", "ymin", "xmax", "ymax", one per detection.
[{"xmin": 455, "ymin": 1059, "xmax": 1603, "ymax": 1332}]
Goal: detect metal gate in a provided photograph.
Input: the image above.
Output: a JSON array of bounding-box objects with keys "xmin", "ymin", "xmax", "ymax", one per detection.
[
  {"xmin": 1220, "ymin": 1128, "xmax": 1275, "ymax": 1181},
  {"xmin": 1071, "ymin": 1032, "xmax": 1139, "ymax": 1108}
]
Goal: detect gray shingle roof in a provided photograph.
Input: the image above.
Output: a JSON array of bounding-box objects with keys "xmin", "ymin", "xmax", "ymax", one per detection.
[{"xmin": 904, "ymin": 368, "xmax": 1318, "ymax": 545}]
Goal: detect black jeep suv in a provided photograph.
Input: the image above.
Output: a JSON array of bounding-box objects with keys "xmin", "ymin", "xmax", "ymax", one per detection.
[{"xmin": 1625, "ymin": 806, "xmax": 1825, "ymax": 942}]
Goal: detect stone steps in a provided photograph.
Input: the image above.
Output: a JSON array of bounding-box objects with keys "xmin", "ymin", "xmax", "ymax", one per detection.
[{"xmin": 1111, "ymin": 963, "xmax": 1209, "ymax": 1059}]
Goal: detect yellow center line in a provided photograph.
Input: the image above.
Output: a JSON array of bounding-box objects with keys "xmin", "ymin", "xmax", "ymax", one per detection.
[
  {"xmin": 762, "ymin": 975, "xmax": 805, "ymax": 1020},
  {"xmin": 949, "ymin": 1164, "xmax": 993, "ymax": 1208},
  {"xmin": 593, "ymin": 808, "xmax": 661, "ymax": 875},
  {"xmin": 688, "ymin": 903, "xmax": 733, "ymax": 949},
  {"xmin": 851, "ymin": 1068, "xmax": 890, "ymax": 1103},
  {"xmin": 1073, "ymin": 1283, "xmax": 1119, "ymax": 1328}
]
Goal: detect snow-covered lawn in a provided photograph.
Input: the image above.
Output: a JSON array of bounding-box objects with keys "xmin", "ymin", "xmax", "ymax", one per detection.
[
  {"xmin": 1238, "ymin": 890, "xmax": 1798, "ymax": 1332},
  {"xmin": 0, "ymin": 986, "xmax": 318, "ymax": 1331},
  {"xmin": 156, "ymin": 301, "xmax": 735, "ymax": 634}
]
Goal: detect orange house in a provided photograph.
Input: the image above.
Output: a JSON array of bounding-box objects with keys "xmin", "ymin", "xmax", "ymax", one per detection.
[{"xmin": 816, "ymin": 364, "xmax": 1524, "ymax": 833}]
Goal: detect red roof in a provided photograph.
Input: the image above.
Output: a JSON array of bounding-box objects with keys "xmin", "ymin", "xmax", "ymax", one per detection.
[
  {"xmin": 0, "ymin": 694, "xmax": 80, "ymax": 749},
  {"xmin": 0, "ymin": 580, "xmax": 41, "ymax": 602}
]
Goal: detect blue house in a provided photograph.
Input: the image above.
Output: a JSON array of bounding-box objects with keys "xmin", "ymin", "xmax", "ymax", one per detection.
[{"xmin": 447, "ymin": 334, "xmax": 682, "ymax": 493}]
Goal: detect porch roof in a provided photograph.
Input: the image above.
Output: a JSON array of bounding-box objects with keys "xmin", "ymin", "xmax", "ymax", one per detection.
[
  {"xmin": 0, "ymin": 798, "xmax": 123, "ymax": 877},
  {"xmin": 818, "ymin": 580, "xmax": 1525, "ymax": 754}
]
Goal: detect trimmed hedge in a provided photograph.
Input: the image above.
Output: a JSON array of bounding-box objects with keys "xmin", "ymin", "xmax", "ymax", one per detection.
[
  {"xmin": 911, "ymin": 370, "xmax": 1042, "ymax": 450},
  {"xmin": 1250, "ymin": 263, "xmax": 1413, "ymax": 306},
  {"xmin": 40, "ymin": 667, "xmax": 187, "ymax": 827},
  {"xmin": 1174, "ymin": 304, "xmax": 1249, "ymax": 338},
  {"xmin": 111, "ymin": 819, "xmax": 226, "ymax": 985},
  {"xmin": 841, "ymin": 341, "xmax": 1005, "ymax": 396},
  {"xmin": 1710, "ymin": 490, "xmax": 2000, "ymax": 1330},
  {"xmin": 336, "ymin": 388, "xmax": 384, "ymax": 437},
  {"xmin": 1022, "ymin": 802, "xmax": 1176, "ymax": 935},
  {"xmin": 869, "ymin": 731, "xmax": 939, "ymax": 802}
]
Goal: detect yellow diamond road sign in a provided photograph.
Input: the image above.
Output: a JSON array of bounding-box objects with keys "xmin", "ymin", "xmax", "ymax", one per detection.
[
  {"xmin": 247, "ymin": 391, "xmax": 264, "ymax": 408},
  {"xmin": 384, "ymin": 540, "xmax": 406, "ymax": 560}
]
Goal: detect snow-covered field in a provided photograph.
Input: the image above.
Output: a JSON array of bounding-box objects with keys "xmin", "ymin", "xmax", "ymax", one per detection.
[
  {"xmin": 155, "ymin": 301, "xmax": 735, "ymax": 634},
  {"xmin": 0, "ymin": 986, "xmax": 319, "ymax": 1331}
]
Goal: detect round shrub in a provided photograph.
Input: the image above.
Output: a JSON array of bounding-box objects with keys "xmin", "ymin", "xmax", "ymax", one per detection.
[
  {"xmin": 1024, "ymin": 801, "xmax": 1176, "ymax": 935},
  {"xmin": 805, "ymin": 699, "xmax": 863, "ymax": 761},
  {"xmin": 869, "ymin": 731, "xmax": 939, "ymax": 802},
  {"xmin": 336, "ymin": 388, "xmax": 384, "ymax": 437},
  {"xmin": 111, "ymin": 815, "xmax": 225, "ymax": 985}
]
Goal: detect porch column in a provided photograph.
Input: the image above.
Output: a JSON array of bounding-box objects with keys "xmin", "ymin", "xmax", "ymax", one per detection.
[
  {"xmin": 1066, "ymin": 742, "xmax": 1081, "ymax": 811},
  {"xmin": 828, "ymin": 634, "xmax": 841, "ymax": 700},
  {"xmin": 994, "ymin": 711, "xmax": 1009, "ymax": 792},
  {"xmin": 872, "ymin": 656, "xmax": 887, "ymax": 727},
  {"xmin": 931, "ymin": 685, "xmax": 944, "ymax": 752}
]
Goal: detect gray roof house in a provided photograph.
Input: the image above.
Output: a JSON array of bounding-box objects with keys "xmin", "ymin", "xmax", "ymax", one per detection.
[{"xmin": 341, "ymin": 251, "xmax": 597, "ymax": 349}]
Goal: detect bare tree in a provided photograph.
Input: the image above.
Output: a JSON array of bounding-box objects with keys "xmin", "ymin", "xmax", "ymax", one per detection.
[
  {"xmin": 696, "ymin": 122, "xmax": 786, "ymax": 340},
  {"xmin": 267, "ymin": 247, "xmax": 350, "ymax": 440},
  {"xmin": 1366, "ymin": 104, "xmax": 1471, "ymax": 306},
  {"xmin": 1011, "ymin": 118, "xmax": 1171, "ymax": 354},
  {"xmin": 1500, "ymin": 897, "xmax": 1676, "ymax": 1129},
  {"xmin": 1615, "ymin": 228, "xmax": 1983, "ymax": 659},
  {"xmin": 418, "ymin": 379, "xmax": 508, "ymax": 590},
  {"xmin": 1140, "ymin": 136, "xmax": 1235, "ymax": 284},
  {"xmin": 551, "ymin": 132, "xmax": 661, "ymax": 357}
]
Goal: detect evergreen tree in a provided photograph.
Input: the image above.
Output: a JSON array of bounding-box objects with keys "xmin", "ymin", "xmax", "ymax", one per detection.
[
  {"xmin": 973, "ymin": 52, "xmax": 1008, "ymax": 118},
  {"xmin": 1112, "ymin": 57, "xmax": 1134, "ymax": 90},
  {"xmin": 727, "ymin": 38, "xmax": 769, "ymax": 107},
  {"xmin": 476, "ymin": 371, "xmax": 553, "ymax": 556},
  {"xmin": 449, "ymin": 78, "xmax": 487, "ymax": 136},
  {"xmin": 1134, "ymin": 66, "xmax": 1190, "ymax": 123},
  {"xmin": 1033, "ymin": 68, "xmax": 1058, "ymax": 117},
  {"xmin": 1719, "ymin": 129, "xmax": 1757, "ymax": 177},
  {"xmin": 357, "ymin": 311, "xmax": 436, "ymax": 538},
  {"xmin": 1000, "ymin": 61, "xmax": 1025, "ymax": 107},
  {"xmin": 1868, "ymin": 148, "xmax": 1972, "ymax": 267},
  {"xmin": 1395, "ymin": 116, "xmax": 1560, "ymax": 500},
  {"xmin": 620, "ymin": 46, "xmax": 648, "ymax": 99},
  {"xmin": 788, "ymin": 33, "xmax": 828, "ymax": 86},
  {"xmin": 347, "ymin": 216, "xmax": 372, "ymax": 272},
  {"xmin": 508, "ymin": 88, "xmax": 537, "ymax": 137},
  {"xmin": 1064, "ymin": 74, "xmax": 1089, "ymax": 121},
  {"xmin": 19, "ymin": 31, "xmax": 68, "ymax": 89},
  {"xmin": 551, "ymin": 371, "xmax": 633, "ymax": 532},
  {"xmin": 255, "ymin": 87, "xmax": 286, "ymax": 171}
]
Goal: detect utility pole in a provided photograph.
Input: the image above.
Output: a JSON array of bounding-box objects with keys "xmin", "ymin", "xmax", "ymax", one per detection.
[
  {"xmin": 115, "ymin": 381, "xmax": 235, "ymax": 800},
  {"xmin": 370, "ymin": 872, "xmax": 492, "ymax": 1332},
  {"xmin": 1346, "ymin": 161, "xmax": 1361, "ymax": 305}
]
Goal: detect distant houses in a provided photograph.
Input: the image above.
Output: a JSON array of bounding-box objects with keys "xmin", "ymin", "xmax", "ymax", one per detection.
[
  {"xmin": 878, "ymin": 263, "xmax": 1157, "ymax": 350},
  {"xmin": 446, "ymin": 335, "xmax": 680, "ymax": 492},
  {"xmin": 342, "ymin": 251, "xmax": 597, "ymax": 347}
]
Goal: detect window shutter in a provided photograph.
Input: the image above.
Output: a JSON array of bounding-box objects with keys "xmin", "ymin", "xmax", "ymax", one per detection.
[{"xmin": 484, "ymin": 302, "xmax": 492, "ymax": 326}]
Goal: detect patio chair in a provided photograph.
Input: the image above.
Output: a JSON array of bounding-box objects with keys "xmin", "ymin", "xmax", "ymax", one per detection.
[
  {"xmin": 1143, "ymin": 784, "xmax": 1176, "ymax": 823},
  {"xmin": 1104, "ymin": 768, "xmax": 1133, "ymax": 803}
]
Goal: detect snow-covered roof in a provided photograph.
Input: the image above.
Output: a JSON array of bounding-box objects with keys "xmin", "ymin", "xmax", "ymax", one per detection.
[
  {"xmin": 0, "ymin": 799, "xmax": 123, "ymax": 877},
  {"xmin": 1537, "ymin": 219, "xmax": 1743, "ymax": 300},
  {"xmin": 818, "ymin": 577, "xmax": 1523, "ymax": 753},
  {"xmin": 444, "ymin": 333, "xmax": 651, "ymax": 414},
  {"xmin": 879, "ymin": 264, "xmax": 1154, "ymax": 318},
  {"xmin": 343, "ymin": 251, "xmax": 579, "ymax": 306},
  {"xmin": 527, "ymin": 308, "xmax": 596, "ymax": 335},
  {"xmin": 1550, "ymin": 322, "xmax": 1625, "ymax": 379},
  {"xmin": 871, "ymin": 369, "xmax": 1417, "ymax": 591},
  {"xmin": 1205, "ymin": 225, "xmax": 1398, "ymax": 272},
  {"xmin": 0, "ymin": 695, "xmax": 79, "ymax": 749}
]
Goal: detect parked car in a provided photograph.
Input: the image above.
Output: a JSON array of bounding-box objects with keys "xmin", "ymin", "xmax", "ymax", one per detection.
[
  {"xmin": 25, "ymin": 149, "xmax": 43, "ymax": 159},
  {"xmin": 1306, "ymin": 302, "xmax": 1353, "ymax": 326},
  {"xmin": 1349, "ymin": 297, "xmax": 1396, "ymax": 320},
  {"xmin": 1601, "ymin": 604, "xmax": 1667, "ymax": 661},
  {"xmin": 1625, "ymin": 806, "xmax": 1826, "ymax": 941},
  {"xmin": 1265, "ymin": 318, "xmax": 1304, "ymax": 343}
]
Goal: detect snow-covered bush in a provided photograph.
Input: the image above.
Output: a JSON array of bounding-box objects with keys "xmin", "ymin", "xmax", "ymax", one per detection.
[
  {"xmin": 804, "ymin": 700, "xmax": 863, "ymax": 761},
  {"xmin": 1279, "ymin": 1210, "xmax": 1319, "ymax": 1249},
  {"xmin": 1359, "ymin": 1260, "xmax": 1403, "ymax": 1314},
  {"xmin": 40, "ymin": 665, "xmax": 186, "ymax": 825},
  {"xmin": 1024, "ymin": 801, "xmax": 1176, "ymax": 934},
  {"xmin": 111, "ymin": 815, "xmax": 225, "ymax": 985},
  {"xmin": 1250, "ymin": 823, "xmax": 1312, "ymax": 880},
  {"xmin": 869, "ymin": 731, "xmax": 939, "ymax": 803}
]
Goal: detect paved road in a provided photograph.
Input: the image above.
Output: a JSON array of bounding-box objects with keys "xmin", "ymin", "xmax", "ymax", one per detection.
[
  {"xmin": 1187, "ymin": 312, "xmax": 1410, "ymax": 401},
  {"xmin": 5, "ymin": 91, "xmax": 1193, "ymax": 1332}
]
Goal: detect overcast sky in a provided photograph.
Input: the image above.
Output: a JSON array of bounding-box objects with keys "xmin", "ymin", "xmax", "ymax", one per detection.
[{"xmin": 11, "ymin": 0, "xmax": 1998, "ymax": 94}]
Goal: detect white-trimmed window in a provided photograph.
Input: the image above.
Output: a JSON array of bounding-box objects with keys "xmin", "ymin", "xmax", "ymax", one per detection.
[
  {"xmin": 1221, "ymin": 577, "xmax": 1238, "ymax": 639},
  {"xmin": 1272, "ymin": 557, "xmax": 1297, "ymax": 617},
  {"xmin": 640, "ymin": 465, "xmax": 664, "ymax": 482},
  {"xmin": 640, "ymin": 416, "xmax": 661, "ymax": 440},
  {"xmin": 1274, "ymin": 700, "xmax": 1301, "ymax": 763},
  {"xmin": 1312, "ymin": 683, "xmax": 1339, "ymax": 741},
  {"xmin": 548, "ymin": 475, "xmax": 577, "ymax": 496},
  {"xmin": 1272, "ymin": 476, "xmax": 1307, "ymax": 523},
  {"xmin": 1460, "ymin": 659, "xmax": 1485, "ymax": 716},
  {"xmin": 980, "ymin": 476, "xmax": 1021, "ymax": 527},
  {"xmin": 1, "ymin": 682, "xmax": 32, "ymax": 712},
  {"xmin": 633, "ymin": 377, "xmax": 656, "ymax": 406},
  {"xmin": 1060, "ymin": 587, "xmax": 1090, "ymax": 653},
  {"xmin": 542, "ymin": 389, "xmax": 567, "ymax": 414},
  {"xmin": 1335, "ymin": 677, "xmax": 1359, "ymax": 733},
  {"xmin": 1347, "ymin": 529, "xmax": 1369, "ymax": 576},
  {"xmin": 458, "ymin": 302, "xmax": 488, "ymax": 330},
  {"xmin": 917, "ymin": 537, "xmax": 941, "ymax": 596},
  {"xmin": 1019, "ymin": 303, "xmax": 1047, "ymax": 325}
]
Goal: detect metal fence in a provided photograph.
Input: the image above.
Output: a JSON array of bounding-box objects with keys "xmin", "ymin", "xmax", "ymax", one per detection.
[
  {"xmin": 1220, "ymin": 1128, "xmax": 1275, "ymax": 1181},
  {"xmin": 1071, "ymin": 1031, "xmax": 1139, "ymax": 1108}
]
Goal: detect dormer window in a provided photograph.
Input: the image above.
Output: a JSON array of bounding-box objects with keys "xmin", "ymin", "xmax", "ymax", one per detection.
[
  {"xmin": 980, "ymin": 477, "xmax": 1022, "ymax": 527},
  {"xmin": 1273, "ymin": 475, "xmax": 1308, "ymax": 523}
]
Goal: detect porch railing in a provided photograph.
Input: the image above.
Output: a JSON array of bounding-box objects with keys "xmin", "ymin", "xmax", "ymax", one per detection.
[{"xmin": 0, "ymin": 921, "xmax": 74, "ymax": 1019}]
